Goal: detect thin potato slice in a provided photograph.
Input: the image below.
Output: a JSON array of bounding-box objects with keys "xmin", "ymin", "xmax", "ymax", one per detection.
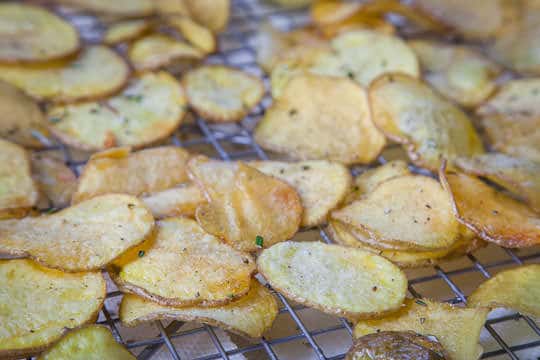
[
  {"xmin": 0, "ymin": 194, "xmax": 154, "ymax": 272},
  {"xmin": 0, "ymin": 46, "xmax": 129, "ymax": 103},
  {"xmin": 103, "ymin": 19, "xmax": 152, "ymax": 45},
  {"xmin": 128, "ymin": 34, "xmax": 204, "ymax": 72},
  {"xmin": 154, "ymin": 0, "xmax": 189, "ymax": 16},
  {"xmin": 250, "ymin": 160, "xmax": 352, "ymax": 227},
  {"xmin": 468, "ymin": 265, "xmax": 540, "ymax": 318},
  {"xmin": 48, "ymin": 72, "xmax": 187, "ymax": 151},
  {"xmin": 183, "ymin": 66, "xmax": 264, "ymax": 122},
  {"xmin": 332, "ymin": 175, "xmax": 460, "ymax": 251},
  {"xmin": 0, "ymin": 140, "xmax": 38, "ymax": 213},
  {"xmin": 57, "ymin": 0, "xmax": 153, "ymax": 17},
  {"xmin": 73, "ymin": 146, "xmax": 190, "ymax": 203},
  {"xmin": 120, "ymin": 281, "xmax": 278, "ymax": 339},
  {"xmin": 0, "ymin": 81, "xmax": 48, "ymax": 148},
  {"xmin": 255, "ymin": 74, "xmax": 385, "ymax": 164},
  {"xmin": 167, "ymin": 16, "xmax": 216, "ymax": 54},
  {"xmin": 31, "ymin": 153, "xmax": 77, "ymax": 209},
  {"xmin": 38, "ymin": 325, "xmax": 134, "ymax": 360},
  {"xmin": 258, "ymin": 241, "xmax": 407, "ymax": 319},
  {"xmin": 0, "ymin": 259, "xmax": 105, "ymax": 359},
  {"xmin": 189, "ymin": 158, "xmax": 302, "ymax": 252},
  {"xmin": 111, "ymin": 217, "xmax": 255, "ymax": 306},
  {"xmin": 0, "ymin": 3, "xmax": 79, "ymax": 63},
  {"xmin": 310, "ymin": 1, "xmax": 364, "ymax": 27},
  {"xmin": 477, "ymin": 78, "xmax": 540, "ymax": 117},
  {"xmin": 409, "ymin": 40, "xmax": 501, "ymax": 107},
  {"xmin": 141, "ymin": 184, "xmax": 203, "ymax": 219},
  {"xmin": 184, "ymin": 0, "xmax": 230, "ymax": 33},
  {"xmin": 354, "ymin": 298, "xmax": 489, "ymax": 360},
  {"xmin": 369, "ymin": 74, "xmax": 484, "ymax": 171},
  {"xmin": 440, "ymin": 171, "xmax": 540, "ymax": 248},
  {"xmin": 455, "ymin": 153, "xmax": 540, "ymax": 212}
]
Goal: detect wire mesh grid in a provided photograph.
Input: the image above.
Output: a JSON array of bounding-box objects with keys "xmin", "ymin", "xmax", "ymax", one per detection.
[{"xmin": 25, "ymin": 0, "xmax": 540, "ymax": 359}]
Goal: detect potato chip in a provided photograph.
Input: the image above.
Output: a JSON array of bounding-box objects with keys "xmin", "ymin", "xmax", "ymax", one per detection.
[
  {"xmin": 141, "ymin": 184, "xmax": 203, "ymax": 219},
  {"xmin": 0, "ymin": 140, "xmax": 38, "ymax": 214},
  {"xmin": 455, "ymin": 153, "xmax": 540, "ymax": 212},
  {"xmin": 154, "ymin": 0, "xmax": 189, "ymax": 16},
  {"xmin": 184, "ymin": 0, "xmax": 230, "ymax": 33},
  {"xmin": 369, "ymin": 74, "xmax": 484, "ymax": 171},
  {"xmin": 0, "ymin": 3, "xmax": 79, "ymax": 63},
  {"xmin": 440, "ymin": 170, "xmax": 540, "ymax": 248},
  {"xmin": 183, "ymin": 66, "xmax": 264, "ymax": 122},
  {"xmin": 0, "ymin": 81, "xmax": 48, "ymax": 148},
  {"xmin": 354, "ymin": 298, "xmax": 488, "ymax": 360},
  {"xmin": 409, "ymin": 40, "xmax": 501, "ymax": 107},
  {"xmin": 250, "ymin": 160, "xmax": 351, "ymax": 227},
  {"xmin": 189, "ymin": 158, "xmax": 302, "ymax": 252},
  {"xmin": 57, "ymin": 0, "xmax": 153, "ymax": 17},
  {"xmin": 38, "ymin": 325, "xmax": 135, "ymax": 360},
  {"xmin": 255, "ymin": 74, "xmax": 385, "ymax": 164},
  {"xmin": 258, "ymin": 241, "xmax": 407, "ymax": 319},
  {"xmin": 110, "ymin": 217, "xmax": 255, "ymax": 306},
  {"xmin": 317, "ymin": 12, "xmax": 396, "ymax": 39},
  {"xmin": 128, "ymin": 34, "xmax": 204, "ymax": 72},
  {"xmin": 0, "ymin": 194, "xmax": 154, "ymax": 272},
  {"xmin": 0, "ymin": 46, "xmax": 130, "ymax": 103},
  {"xmin": 120, "ymin": 281, "xmax": 278, "ymax": 339},
  {"xmin": 0, "ymin": 259, "xmax": 105, "ymax": 359},
  {"xmin": 31, "ymin": 153, "xmax": 77, "ymax": 209},
  {"xmin": 310, "ymin": 1, "xmax": 363, "ymax": 27},
  {"xmin": 468, "ymin": 264, "xmax": 540, "ymax": 318},
  {"xmin": 167, "ymin": 16, "xmax": 216, "ymax": 54},
  {"xmin": 48, "ymin": 72, "xmax": 187, "ymax": 151},
  {"xmin": 103, "ymin": 19, "xmax": 152, "ymax": 45}
]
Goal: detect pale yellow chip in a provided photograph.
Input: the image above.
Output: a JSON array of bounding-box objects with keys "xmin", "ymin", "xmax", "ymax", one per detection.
[
  {"xmin": 0, "ymin": 45, "xmax": 130, "ymax": 104},
  {"xmin": 468, "ymin": 265, "xmax": 540, "ymax": 318},
  {"xmin": 258, "ymin": 241, "xmax": 407, "ymax": 319},
  {"xmin": 440, "ymin": 171, "xmax": 540, "ymax": 248},
  {"xmin": 57, "ymin": 0, "xmax": 154, "ymax": 17},
  {"xmin": 31, "ymin": 153, "xmax": 77, "ymax": 209},
  {"xmin": 0, "ymin": 194, "xmax": 154, "ymax": 272},
  {"xmin": 48, "ymin": 72, "xmax": 187, "ymax": 151},
  {"xmin": 128, "ymin": 34, "xmax": 204, "ymax": 72},
  {"xmin": 0, "ymin": 3, "xmax": 79, "ymax": 63},
  {"xmin": 167, "ymin": 16, "xmax": 216, "ymax": 54},
  {"xmin": 332, "ymin": 175, "xmax": 460, "ymax": 251},
  {"xmin": 0, "ymin": 140, "xmax": 39, "ymax": 213},
  {"xmin": 354, "ymin": 298, "xmax": 489, "ymax": 360},
  {"xmin": 0, "ymin": 259, "xmax": 105, "ymax": 359},
  {"xmin": 409, "ymin": 40, "xmax": 501, "ymax": 107},
  {"xmin": 141, "ymin": 184, "xmax": 203, "ymax": 219},
  {"xmin": 120, "ymin": 281, "xmax": 278, "ymax": 339},
  {"xmin": 455, "ymin": 153, "xmax": 540, "ymax": 212},
  {"xmin": 250, "ymin": 160, "xmax": 352, "ymax": 227},
  {"xmin": 0, "ymin": 81, "xmax": 48, "ymax": 148},
  {"xmin": 103, "ymin": 19, "xmax": 152, "ymax": 45},
  {"xmin": 184, "ymin": 0, "xmax": 230, "ymax": 33},
  {"xmin": 369, "ymin": 74, "xmax": 484, "ymax": 171},
  {"xmin": 38, "ymin": 325, "xmax": 134, "ymax": 360},
  {"xmin": 154, "ymin": 0, "xmax": 189, "ymax": 16},
  {"xmin": 255, "ymin": 74, "xmax": 385, "ymax": 164},
  {"xmin": 189, "ymin": 157, "xmax": 302, "ymax": 252},
  {"xmin": 183, "ymin": 66, "xmax": 264, "ymax": 122}
]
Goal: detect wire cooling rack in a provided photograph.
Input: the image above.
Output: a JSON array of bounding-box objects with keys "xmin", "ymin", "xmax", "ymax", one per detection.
[{"xmin": 26, "ymin": 0, "xmax": 540, "ymax": 359}]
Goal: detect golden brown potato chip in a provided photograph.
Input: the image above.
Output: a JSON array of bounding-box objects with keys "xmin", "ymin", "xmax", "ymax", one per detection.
[
  {"xmin": 189, "ymin": 157, "xmax": 302, "ymax": 252},
  {"xmin": 48, "ymin": 72, "xmax": 187, "ymax": 151},
  {"xmin": 0, "ymin": 259, "xmax": 105, "ymax": 360},
  {"xmin": 154, "ymin": 0, "xmax": 189, "ymax": 15},
  {"xmin": 255, "ymin": 74, "xmax": 385, "ymax": 164},
  {"xmin": 110, "ymin": 217, "xmax": 256, "ymax": 306},
  {"xmin": 468, "ymin": 264, "xmax": 540, "ymax": 318},
  {"xmin": 183, "ymin": 66, "xmax": 264, "ymax": 122},
  {"xmin": 0, "ymin": 46, "xmax": 130, "ymax": 103},
  {"xmin": 73, "ymin": 146, "xmax": 190, "ymax": 203},
  {"xmin": 184, "ymin": 0, "xmax": 230, "ymax": 33},
  {"xmin": 38, "ymin": 325, "xmax": 135, "ymax": 360},
  {"xmin": 409, "ymin": 40, "xmax": 501, "ymax": 107},
  {"xmin": 103, "ymin": 19, "xmax": 152, "ymax": 45},
  {"xmin": 354, "ymin": 298, "xmax": 488, "ymax": 360},
  {"xmin": 455, "ymin": 153, "xmax": 540, "ymax": 212},
  {"xmin": 258, "ymin": 241, "xmax": 407, "ymax": 319},
  {"xmin": 0, "ymin": 140, "xmax": 38, "ymax": 213},
  {"xmin": 369, "ymin": 74, "xmax": 484, "ymax": 171},
  {"xmin": 57, "ymin": 0, "xmax": 154, "ymax": 17},
  {"xmin": 0, "ymin": 81, "xmax": 48, "ymax": 148},
  {"xmin": 332, "ymin": 175, "xmax": 460, "ymax": 251},
  {"xmin": 31, "ymin": 153, "xmax": 77, "ymax": 209},
  {"xmin": 440, "ymin": 170, "xmax": 540, "ymax": 248},
  {"xmin": 141, "ymin": 184, "xmax": 203, "ymax": 219},
  {"xmin": 128, "ymin": 34, "xmax": 204, "ymax": 72},
  {"xmin": 167, "ymin": 16, "xmax": 216, "ymax": 54},
  {"xmin": 310, "ymin": 1, "xmax": 363, "ymax": 27},
  {"xmin": 0, "ymin": 194, "xmax": 154, "ymax": 272},
  {"xmin": 0, "ymin": 3, "xmax": 79, "ymax": 63},
  {"xmin": 250, "ymin": 160, "xmax": 351, "ymax": 227},
  {"xmin": 317, "ymin": 12, "xmax": 396, "ymax": 39},
  {"xmin": 120, "ymin": 281, "xmax": 278, "ymax": 339}
]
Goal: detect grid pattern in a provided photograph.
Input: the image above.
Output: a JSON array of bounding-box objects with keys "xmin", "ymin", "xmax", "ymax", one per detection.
[{"xmin": 28, "ymin": 0, "xmax": 540, "ymax": 359}]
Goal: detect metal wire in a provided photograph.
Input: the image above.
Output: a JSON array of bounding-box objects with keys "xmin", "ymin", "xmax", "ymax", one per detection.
[{"xmin": 28, "ymin": 0, "xmax": 540, "ymax": 359}]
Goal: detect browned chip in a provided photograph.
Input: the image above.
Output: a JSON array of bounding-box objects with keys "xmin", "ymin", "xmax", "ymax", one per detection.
[
  {"xmin": 184, "ymin": 0, "xmax": 230, "ymax": 33},
  {"xmin": 31, "ymin": 153, "xmax": 77, "ymax": 209}
]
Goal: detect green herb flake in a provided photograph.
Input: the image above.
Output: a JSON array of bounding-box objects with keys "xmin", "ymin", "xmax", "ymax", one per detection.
[
  {"xmin": 255, "ymin": 235, "xmax": 264, "ymax": 248},
  {"xmin": 138, "ymin": 250, "xmax": 145, "ymax": 258},
  {"xmin": 125, "ymin": 94, "xmax": 144, "ymax": 103},
  {"xmin": 415, "ymin": 299, "xmax": 427, "ymax": 306},
  {"xmin": 48, "ymin": 117, "xmax": 62, "ymax": 123}
]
